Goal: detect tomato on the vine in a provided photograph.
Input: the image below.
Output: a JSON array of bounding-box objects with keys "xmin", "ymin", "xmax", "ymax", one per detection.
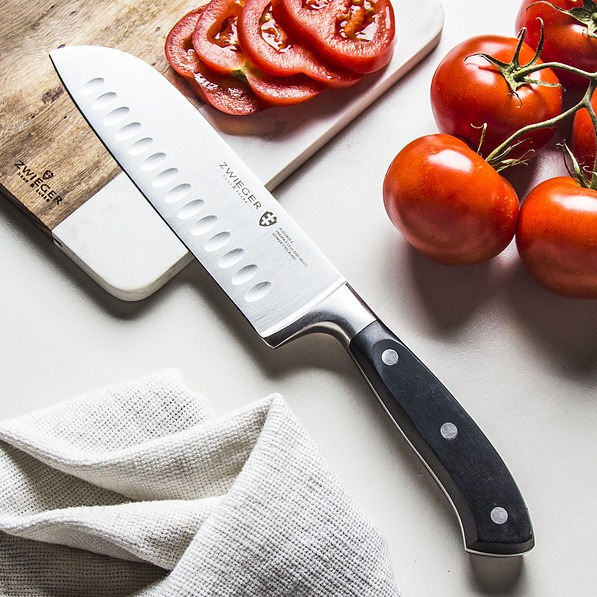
[
  {"xmin": 430, "ymin": 35, "xmax": 563, "ymax": 159},
  {"xmin": 383, "ymin": 134, "xmax": 520, "ymax": 265},
  {"xmin": 516, "ymin": 176, "xmax": 597, "ymax": 298},
  {"xmin": 516, "ymin": 0, "xmax": 597, "ymax": 89}
]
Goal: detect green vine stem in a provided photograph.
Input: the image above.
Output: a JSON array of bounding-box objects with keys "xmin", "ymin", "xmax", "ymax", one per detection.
[{"xmin": 481, "ymin": 56, "xmax": 597, "ymax": 189}]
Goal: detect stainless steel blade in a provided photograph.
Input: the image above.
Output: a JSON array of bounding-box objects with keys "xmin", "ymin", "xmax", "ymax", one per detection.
[{"xmin": 50, "ymin": 45, "xmax": 345, "ymax": 345}]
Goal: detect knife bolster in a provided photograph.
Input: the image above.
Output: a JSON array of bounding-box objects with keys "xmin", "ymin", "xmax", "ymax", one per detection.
[{"xmin": 262, "ymin": 283, "xmax": 376, "ymax": 348}]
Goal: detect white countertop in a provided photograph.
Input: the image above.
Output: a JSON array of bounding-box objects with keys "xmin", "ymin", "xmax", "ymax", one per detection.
[{"xmin": 2, "ymin": 0, "xmax": 596, "ymax": 594}]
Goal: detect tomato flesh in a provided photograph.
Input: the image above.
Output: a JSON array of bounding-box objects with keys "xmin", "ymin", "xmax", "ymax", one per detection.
[
  {"xmin": 516, "ymin": 177, "xmax": 597, "ymax": 298},
  {"xmin": 430, "ymin": 35, "xmax": 563, "ymax": 159},
  {"xmin": 383, "ymin": 134, "xmax": 520, "ymax": 265},
  {"xmin": 165, "ymin": 9, "xmax": 269, "ymax": 115},
  {"xmin": 275, "ymin": 0, "xmax": 396, "ymax": 74},
  {"xmin": 237, "ymin": 0, "xmax": 362, "ymax": 87},
  {"xmin": 516, "ymin": 0, "xmax": 597, "ymax": 89}
]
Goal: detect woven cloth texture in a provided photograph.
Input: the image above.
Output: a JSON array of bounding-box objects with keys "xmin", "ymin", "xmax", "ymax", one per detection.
[{"xmin": 0, "ymin": 370, "xmax": 399, "ymax": 596}]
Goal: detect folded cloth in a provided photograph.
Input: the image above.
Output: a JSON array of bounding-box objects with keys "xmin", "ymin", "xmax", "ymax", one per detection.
[{"xmin": 0, "ymin": 369, "xmax": 400, "ymax": 596}]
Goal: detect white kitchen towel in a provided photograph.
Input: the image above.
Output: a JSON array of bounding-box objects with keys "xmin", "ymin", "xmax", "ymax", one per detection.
[{"xmin": 0, "ymin": 369, "xmax": 400, "ymax": 596}]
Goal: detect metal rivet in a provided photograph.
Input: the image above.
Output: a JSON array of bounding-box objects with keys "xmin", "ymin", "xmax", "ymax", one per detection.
[
  {"xmin": 381, "ymin": 349, "xmax": 399, "ymax": 366},
  {"xmin": 440, "ymin": 422, "xmax": 458, "ymax": 440},
  {"xmin": 491, "ymin": 507, "xmax": 508, "ymax": 525}
]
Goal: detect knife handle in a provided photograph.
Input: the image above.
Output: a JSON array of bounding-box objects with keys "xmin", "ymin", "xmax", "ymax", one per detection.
[{"xmin": 348, "ymin": 320, "xmax": 534, "ymax": 556}]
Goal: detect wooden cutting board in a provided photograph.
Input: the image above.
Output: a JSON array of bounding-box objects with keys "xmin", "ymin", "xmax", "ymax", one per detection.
[{"xmin": 0, "ymin": 0, "xmax": 444, "ymax": 300}]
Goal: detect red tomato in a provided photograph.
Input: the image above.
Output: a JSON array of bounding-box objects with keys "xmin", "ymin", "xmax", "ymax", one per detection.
[
  {"xmin": 165, "ymin": 9, "xmax": 269, "ymax": 115},
  {"xmin": 430, "ymin": 35, "xmax": 563, "ymax": 159},
  {"xmin": 516, "ymin": 177, "xmax": 597, "ymax": 298},
  {"xmin": 275, "ymin": 0, "xmax": 396, "ymax": 74},
  {"xmin": 192, "ymin": 0, "xmax": 325, "ymax": 105},
  {"xmin": 383, "ymin": 134, "xmax": 520, "ymax": 265},
  {"xmin": 237, "ymin": 0, "xmax": 362, "ymax": 87},
  {"xmin": 516, "ymin": 0, "xmax": 597, "ymax": 89},
  {"xmin": 572, "ymin": 90, "xmax": 597, "ymax": 172}
]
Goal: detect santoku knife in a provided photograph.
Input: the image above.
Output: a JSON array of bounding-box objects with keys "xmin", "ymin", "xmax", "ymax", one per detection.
[{"xmin": 50, "ymin": 45, "xmax": 534, "ymax": 556}]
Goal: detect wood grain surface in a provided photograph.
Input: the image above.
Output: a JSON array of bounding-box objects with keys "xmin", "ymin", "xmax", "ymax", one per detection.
[{"xmin": 0, "ymin": 0, "xmax": 202, "ymax": 233}]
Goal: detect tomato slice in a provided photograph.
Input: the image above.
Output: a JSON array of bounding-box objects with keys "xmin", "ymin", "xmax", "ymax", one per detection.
[
  {"xmin": 192, "ymin": 0, "xmax": 246, "ymax": 75},
  {"xmin": 192, "ymin": 0, "xmax": 325, "ymax": 104},
  {"xmin": 165, "ymin": 9, "xmax": 269, "ymax": 115},
  {"xmin": 165, "ymin": 9, "xmax": 206, "ymax": 79},
  {"xmin": 237, "ymin": 0, "xmax": 362, "ymax": 88},
  {"xmin": 275, "ymin": 0, "xmax": 396, "ymax": 74}
]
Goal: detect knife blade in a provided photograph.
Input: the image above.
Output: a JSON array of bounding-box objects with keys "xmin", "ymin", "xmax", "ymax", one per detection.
[{"xmin": 50, "ymin": 45, "xmax": 534, "ymax": 556}]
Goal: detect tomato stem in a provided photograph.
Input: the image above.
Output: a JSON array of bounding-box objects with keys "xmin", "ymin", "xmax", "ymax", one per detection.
[
  {"xmin": 528, "ymin": 0, "xmax": 597, "ymax": 38},
  {"xmin": 470, "ymin": 25, "xmax": 561, "ymax": 99},
  {"xmin": 560, "ymin": 142, "xmax": 592, "ymax": 188}
]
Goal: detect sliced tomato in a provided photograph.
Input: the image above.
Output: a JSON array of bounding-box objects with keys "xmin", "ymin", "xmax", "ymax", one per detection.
[
  {"xmin": 192, "ymin": 0, "xmax": 325, "ymax": 104},
  {"xmin": 275, "ymin": 0, "xmax": 396, "ymax": 74},
  {"xmin": 237, "ymin": 0, "xmax": 362, "ymax": 88},
  {"xmin": 165, "ymin": 9, "xmax": 269, "ymax": 115}
]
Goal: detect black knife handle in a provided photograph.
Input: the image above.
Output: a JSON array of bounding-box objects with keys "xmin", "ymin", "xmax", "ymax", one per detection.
[{"xmin": 349, "ymin": 320, "xmax": 534, "ymax": 556}]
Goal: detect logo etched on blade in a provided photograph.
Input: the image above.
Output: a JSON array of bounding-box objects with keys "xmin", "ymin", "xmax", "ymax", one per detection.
[{"xmin": 259, "ymin": 211, "xmax": 278, "ymax": 227}]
